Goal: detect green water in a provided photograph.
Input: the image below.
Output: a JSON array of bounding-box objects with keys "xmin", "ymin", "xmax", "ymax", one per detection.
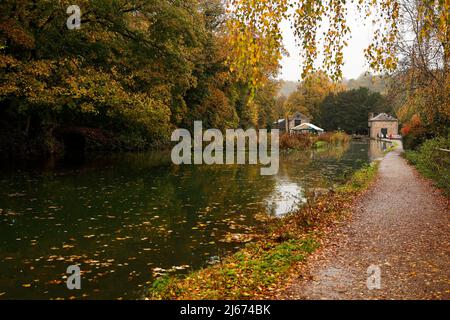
[{"xmin": 0, "ymin": 140, "xmax": 387, "ymax": 299}]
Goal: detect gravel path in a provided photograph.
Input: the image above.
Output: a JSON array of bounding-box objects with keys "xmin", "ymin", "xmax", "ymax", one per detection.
[{"xmin": 282, "ymin": 145, "xmax": 449, "ymax": 300}]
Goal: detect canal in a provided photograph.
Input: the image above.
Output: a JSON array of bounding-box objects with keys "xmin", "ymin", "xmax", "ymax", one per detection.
[{"xmin": 0, "ymin": 140, "xmax": 387, "ymax": 299}]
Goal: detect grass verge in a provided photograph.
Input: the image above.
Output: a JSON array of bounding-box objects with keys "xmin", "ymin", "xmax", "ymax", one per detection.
[{"xmin": 147, "ymin": 162, "xmax": 379, "ymax": 300}]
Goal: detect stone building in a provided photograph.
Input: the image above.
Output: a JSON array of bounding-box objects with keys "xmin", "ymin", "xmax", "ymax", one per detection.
[
  {"xmin": 274, "ymin": 112, "xmax": 310, "ymax": 133},
  {"xmin": 368, "ymin": 113, "xmax": 399, "ymax": 139}
]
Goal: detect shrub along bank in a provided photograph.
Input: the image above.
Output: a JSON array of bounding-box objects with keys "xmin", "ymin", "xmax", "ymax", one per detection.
[
  {"xmin": 279, "ymin": 132, "xmax": 351, "ymax": 151},
  {"xmin": 405, "ymin": 135, "xmax": 450, "ymax": 195}
]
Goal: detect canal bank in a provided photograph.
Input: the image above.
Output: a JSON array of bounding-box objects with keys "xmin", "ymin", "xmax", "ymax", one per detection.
[{"xmin": 148, "ymin": 159, "xmax": 381, "ymax": 299}]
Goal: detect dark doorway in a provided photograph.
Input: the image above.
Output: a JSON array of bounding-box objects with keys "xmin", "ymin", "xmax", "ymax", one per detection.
[{"xmin": 381, "ymin": 128, "xmax": 388, "ymax": 138}]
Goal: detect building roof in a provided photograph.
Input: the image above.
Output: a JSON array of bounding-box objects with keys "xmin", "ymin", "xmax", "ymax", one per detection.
[
  {"xmin": 369, "ymin": 113, "xmax": 398, "ymax": 122},
  {"xmin": 291, "ymin": 123, "xmax": 324, "ymax": 132}
]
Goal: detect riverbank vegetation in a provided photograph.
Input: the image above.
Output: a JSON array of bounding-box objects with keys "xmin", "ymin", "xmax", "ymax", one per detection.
[
  {"xmin": 279, "ymin": 134, "xmax": 312, "ymax": 150},
  {"xmin": 315, "ymin": 132, "xmax": 351, "ymax": 146},
  {"xmin": 279, "ymin": 132, "xmax": 351, "ymax": 151},
  {"xmin": 405, "ymin": 136, "xmax": 450, "ymax": 195},
  {"xmin": 148, "ymin": 162, "xmax": 379, "ymax": 299}
]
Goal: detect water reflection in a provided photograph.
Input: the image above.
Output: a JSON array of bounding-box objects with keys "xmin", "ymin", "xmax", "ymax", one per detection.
[
  {"xmin": 369, "ymin": 139, "xmax": 389, "ymax": 161},
  {"xmin": 267, "ymin": 181, "xmax": 305, "ymax": 216}
]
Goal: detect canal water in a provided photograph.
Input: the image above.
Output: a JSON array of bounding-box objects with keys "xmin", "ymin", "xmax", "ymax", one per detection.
[{"xmin": 0, "ymin": 140, "xmax": 387, "ymax": 299}]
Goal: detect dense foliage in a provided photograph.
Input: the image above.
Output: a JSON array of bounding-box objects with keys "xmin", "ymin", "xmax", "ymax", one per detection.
[
  {"xmin": 0, "ymin": 0, "xmax": 274, "ymax": 157},
  {"xmin": 405, "ymin": 136, "xmax": 450, "ymax": 195},
  {"xmin": 317, "ymin": 88, "xmax": 390, "ymax": 134}
]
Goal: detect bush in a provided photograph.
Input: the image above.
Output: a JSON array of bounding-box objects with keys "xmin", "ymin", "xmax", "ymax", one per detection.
[
  {"xmin": 316, "ymin": 132, "xmax": 350, "ymax": 145},
  {"xmin": 279, "ymin": 133, "xmax": 312, "ymax": 150},
  {"xmin": 405, "ymin": 135, "xmax": 450, "ymax": 195},
  {"xmin": 280, "ymin": 132, "xmax": 351, "ymax": 150},
  {"xmin": 401, "ymin": 114, "xmax": 428, "ymax": 150},
  {"xmin": 403, "ymin": 133, "xmax": 428, "ymax": 150}
]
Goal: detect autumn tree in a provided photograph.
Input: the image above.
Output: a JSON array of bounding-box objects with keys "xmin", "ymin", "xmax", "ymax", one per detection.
[
  {"xmin": 0, "ymin": 0, "xmax": 251, "ymax": 156},
  {"xmin": 388, "ymin": 0, "xmax": 450, "ymax": 146},
  {"xmin": 0, "ymin": 0, "xmax": 208, "ymax": 150},
  {"xmin": 227, "ymin": 0, "xmax": 403, "ymax": 92},
  {"xmin": 284, "ymin": 89, "xmax": 311, "ymax": 119},
  {"xmin": 284, "ymin": 71, "xmax": 343, "ymax": 120},
  {"xmin": 226, "ymin": 0, "xmax": 448, "ymax": 142},
  {"xmin": 255, "ymin": 80, "xmax": 280, "ymax": 129}
]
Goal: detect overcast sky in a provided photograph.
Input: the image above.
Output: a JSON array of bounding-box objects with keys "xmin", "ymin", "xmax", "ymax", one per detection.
[{"xmin": 278, "ymin": 9, "xmax": 375, "ymax": 82}]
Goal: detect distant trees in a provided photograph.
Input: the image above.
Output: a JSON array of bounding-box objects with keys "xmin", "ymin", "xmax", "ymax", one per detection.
[
  {"xmin": 277, "ymin": 81, "xmax": 298, "ymax": 98},
  {"xmin": 345, "ymin": 74, "xmax": 388, "ymax": 94},
  {"xmin": 277, "ymin": 78, "xmax": 390, "ymax": 135},
  {"xmin": 281, "ymin": 72, "xmax": 343, "ymax": 121},
  {"xmin": 316, "ymin": 88, "xmax": 390, "ymax": 135}
]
